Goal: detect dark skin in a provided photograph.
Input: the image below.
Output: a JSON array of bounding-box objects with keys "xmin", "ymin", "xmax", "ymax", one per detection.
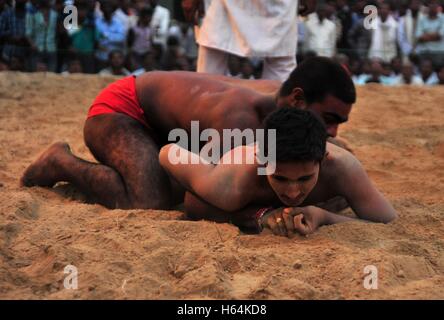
[{"xmin": 21, "ymin": 71, "xmax": 352, "ymax": 213}]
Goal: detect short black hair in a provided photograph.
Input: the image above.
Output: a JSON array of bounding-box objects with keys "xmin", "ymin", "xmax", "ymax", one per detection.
[
  {"xmin": 280, "ymin": 57, "xmax": 356, "ymax": 105},
  {"xmin": 264, "ymin": 108, "xmax": 327, "ymax": 163}
]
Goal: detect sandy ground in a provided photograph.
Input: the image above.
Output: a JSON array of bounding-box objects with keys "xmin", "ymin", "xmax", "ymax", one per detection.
[{"xmin": 0, "ymin": 72, "xmax": 443, "ymax": 300}]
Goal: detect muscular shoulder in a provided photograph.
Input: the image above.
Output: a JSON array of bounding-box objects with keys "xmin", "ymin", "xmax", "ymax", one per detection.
[{"xmin": 321, "ymin": 143, "xmax": 364, "ymax": 189}]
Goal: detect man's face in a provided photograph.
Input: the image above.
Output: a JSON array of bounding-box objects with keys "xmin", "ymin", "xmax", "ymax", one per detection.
[
  {"xmin": 307, "ymin": 94, "xmax": 352, "ymax": 137},
  {"xmin": 111, "ymin": 53, "xmax": 124, "ymax": 68},
  {"xmin": 420, "ymin": 61, "xmax": 433, "ymax": 78},
  {"xmin": 266, "ymin": 161, "xmax": 320, "ymax": 207},
  {"xmin": 380, "ymin": 4, "xmax": 390, "ymax": 20},
  {"xmin": 402, "ymin": 64, "xmax": 414, "ymax": 80}
]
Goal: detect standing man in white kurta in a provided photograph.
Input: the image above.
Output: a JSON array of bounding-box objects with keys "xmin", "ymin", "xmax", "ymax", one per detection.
[{"xmin": 182, "ymin": 0, "xmax": 317, "ymax": 82}]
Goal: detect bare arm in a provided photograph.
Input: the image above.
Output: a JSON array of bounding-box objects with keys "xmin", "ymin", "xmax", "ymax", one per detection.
[
  {"xmin": 337, "ymin": 153, "xmax": 398, "ymax": 223},
  {"xmin": 159, "ymin": 144, "xmax": 255, "ymax": 212}
]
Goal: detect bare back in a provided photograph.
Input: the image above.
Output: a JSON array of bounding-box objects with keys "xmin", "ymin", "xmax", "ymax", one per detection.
[{"xmin": 135, "ymin": 71, "xmax": 280, "ymax": 139}]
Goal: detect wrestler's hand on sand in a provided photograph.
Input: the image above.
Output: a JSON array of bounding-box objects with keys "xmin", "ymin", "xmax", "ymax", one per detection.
[
  {"xmin": 182, "ymin": 0, "xmax": 205, "ymax": 25},
  {"xmin": 261, "ymin": 206, "xmax": 326, "ymax": 237}
]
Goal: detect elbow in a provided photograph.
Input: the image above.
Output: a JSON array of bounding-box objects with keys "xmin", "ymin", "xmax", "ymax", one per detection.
[
  {"xmin": 382, "ymin": 210, "xmax": 398, "ymax": 224},
  {"xmin": 158, "ymin": 145, "xmax": 172, "ymax": 171}
]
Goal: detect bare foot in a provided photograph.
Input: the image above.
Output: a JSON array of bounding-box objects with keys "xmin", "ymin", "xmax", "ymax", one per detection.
[{"xmin": 20, "ymin": 142, "xmax": 72, "ymax": 187}]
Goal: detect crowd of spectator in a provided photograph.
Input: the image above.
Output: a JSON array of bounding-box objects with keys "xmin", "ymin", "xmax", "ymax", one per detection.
[{"xmin": 1, "ymin": 0, "xmax": 444, "ymax": 86}]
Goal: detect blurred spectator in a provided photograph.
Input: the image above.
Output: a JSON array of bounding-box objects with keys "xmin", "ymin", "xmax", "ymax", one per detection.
[
  {"xmin": 132, "ymin": 51, "xmax": 157, "ymax": 76},
  {"xmin": 392, "ymin": 61, "xmax": 423, "ymax": 84},
  {"xmin": 398, "ymin": 0, "xmax": 424, "ymax": 61},
  {"xmin": 366, "ymin": 59, "xmax": 384, "ymax": 83},
  {"xmin": 8, "ymin": 54, "xmax": 24, "ymax": 71},
  {"xmin": 438, "ymin": 65, "xmax": 444, "ymax": 84},
  {"xmin": 99, "ymin": 49, "xmax": 130, "ymax": 76},
  {"xmin": 55, "ymin": 0, "xmax": 72, "ymax": 73},
  {"xmin": 332, "ymin": 0, "xmax": 353, "ymax": 54},
  {"xmin": 26, "ymin": 0, "xmax": 58, "ymax": 72},
  {"xmin": 161, "ymin": 35, "xmax": 189, "ymax": 71},
  {"xmin": 226, "ymin": 54, "xmax": 241, "ymax": 78},
  {"xmin": 0, "ymin": 0, "xmax": 28, "ymax": 65},
  {"xmin": 368, "ymin": 2, "xmax": 398, "ymax": 63},
  {"xmin": 168, "ymin": 21, "xmax": 198, "ymax": 64},
  {"xmin": 149, "ymin": 0, "xmax": 170, "ymax": 48},
  {"xmin": 391, "ymin": 56, "xmax": 403, "ymax": 76},
  {"xmin": 347, "ymin": 0, "xmax": 372, "ymax": 60},
  {"xmin": 304, "ymin": 4, "xmax": 337, "ymax": 57},
  {"xmin": 68, "ymin": 1, "xmax": 96, "ymax": 73},
  {"xmin": 0, "ymin": 56, "xmax": 8, "ymax": 71},
  {"xmin": 418, "ymin": 58, "xmax": 439, "ymax": 85},
  {"xmin": 114, "ymin": 0, "xmax": 137, "ymax": 34},
  {"xmin": 95, "ymin": 0, "xmax": 126, "ymax": 71},
  {"xmin": 415, "ymin": 0, "xmax": 444, "ymax": 66},
  {"xmin": 62, "ymin": 58, "xmax": 84, "ymax": 75},
  {"xmin": 127, "ymin": 6, "xmax": 153, "ymax": 69},
  {"xmin": 239, "ymin": 58, "xmax": 255, "ymax": 79}
]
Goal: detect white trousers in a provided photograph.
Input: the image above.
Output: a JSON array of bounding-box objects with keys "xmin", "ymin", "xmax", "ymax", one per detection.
[{"xmin": 196, "ymin": 45, "xmax": 296, "ymax": 82}]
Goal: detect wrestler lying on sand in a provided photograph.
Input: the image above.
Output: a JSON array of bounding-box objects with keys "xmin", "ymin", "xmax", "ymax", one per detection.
[
  {"xmin": 159, "ymin": 108, "xmax": 398, "ymax": 236},
  {"xmin": 21, "ymin": 57, "xmax": 355, "ymax": 214}
]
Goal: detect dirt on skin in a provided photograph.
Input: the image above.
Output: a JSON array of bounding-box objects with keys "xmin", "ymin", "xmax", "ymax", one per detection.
[{"xmin": 0, "ymin": 72, "xmax": 443, "ymax": 299}]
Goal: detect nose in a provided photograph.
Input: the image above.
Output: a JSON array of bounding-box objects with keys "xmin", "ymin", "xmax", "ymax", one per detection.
[
  {"xmin": 327, "ymin": 124, "xmax": 338, "ymax": 137},
  {"xmin": 285, "ymin": 184, "xmax": 302, "ymax": 200}
]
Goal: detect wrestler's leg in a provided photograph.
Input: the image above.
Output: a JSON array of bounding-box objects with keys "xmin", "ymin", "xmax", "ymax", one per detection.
[{"xmin": 21, "ymin": 113, "xmax": 174, "ymax": 209}]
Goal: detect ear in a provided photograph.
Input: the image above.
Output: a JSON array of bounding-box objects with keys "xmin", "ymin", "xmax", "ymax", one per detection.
[
  {"xmin": 320, "ymin": 151, "xmax": 329, "ymax": 164},
  {"xmin": 289, "ymin": 87, "xmax": 306, "ymax": 109}
]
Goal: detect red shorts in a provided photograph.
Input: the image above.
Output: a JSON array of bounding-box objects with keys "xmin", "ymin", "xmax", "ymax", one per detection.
[{"xmin": 87, "ymin": 76, "xmax": 149, "ymax": 127}]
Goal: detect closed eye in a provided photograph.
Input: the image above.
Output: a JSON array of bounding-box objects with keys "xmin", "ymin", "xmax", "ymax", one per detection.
[
  {"xmin": 298, "ymin": 175, "xmax": 313, "ymax": 182},
  {"xmin": 272, "ymin": 175, "xmax": 288, "ymax": 182}
]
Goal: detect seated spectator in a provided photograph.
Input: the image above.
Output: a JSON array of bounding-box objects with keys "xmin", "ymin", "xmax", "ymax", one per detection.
[
  {"xmin": 99, "ymin": 49, "xmax": 130, "ymax": 76},
  {"xmin": 390, "ymin": 57, "xmax": 403, "ymax": 76},
  {"xmin": 128, "ymin": 6, "xmax": 153, "ymax": 69},
  {"xmin": 161, "ymin": 35, "xmax": 189, "ymax": 71},
  {"xmin": 365, "ymin": 60, "xmax": 384, "ymax": 84},
  {"xmin": 62, "ymin": 59, "xmax": 84, "ymax": 75},
  {"xmin": 240, "ymin": 58, "xmax": 255, "ymax": 80},
  {"xmin": 132, "ymin": 51, "xmax": 157, "ymax": 76},
  {"xmin": 392, "ymin": 62, "xmax": 423, "ymax": 85},
  {"xmin": 226, "ymin": 54, "xmax": 242, "ymax": 78},
  {"xmin": 438, "ymin": 66, "xmax": 444, "ymax": 85},
  {"xmin": 0, "ymin": 57, "xmax": 9, "ymax": 71},
  {"xmin": 380, "ymin": 61, "xmax": 398, "ymax": 85},
  {"xmin": 419, "ymin": 59, "xmax": 439, "ymax": 85},
  {"xmin": 25, "ymin": 0, "xmax": 58, "ymax": 72},
  {"xmin": 95, "ymin": 0, "xmax": 126, "ymax": 72},
  {"xmin": 9, "ymin": 54, "xmax": 25, "ymax": 71}
]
